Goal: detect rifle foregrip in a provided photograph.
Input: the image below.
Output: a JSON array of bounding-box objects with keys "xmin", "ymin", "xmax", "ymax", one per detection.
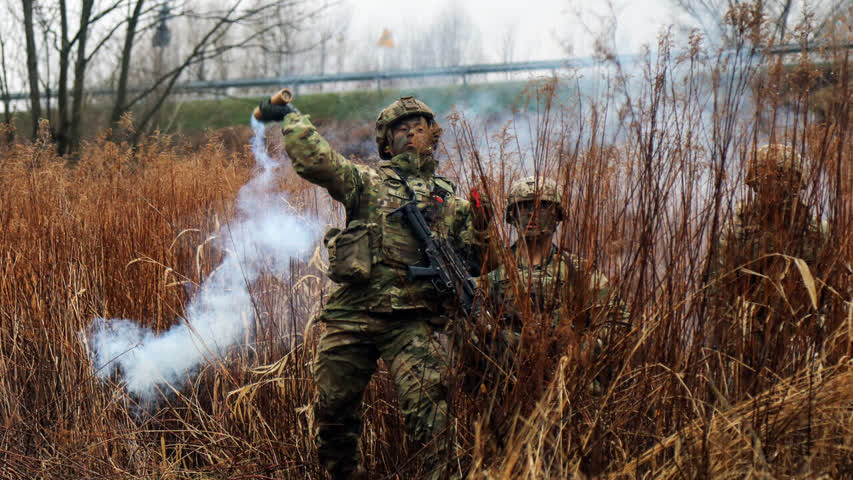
[{"xmin": 408, "ymin": 265, "xmax": 438, "ymax": 279}]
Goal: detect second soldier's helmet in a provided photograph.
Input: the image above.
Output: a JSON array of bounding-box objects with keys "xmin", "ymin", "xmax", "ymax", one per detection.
[
  {"xmin": 375, "ymin": 96, "xmax": 436, "ymax": 160},
  {"xmin": 505, "ymin": 176, "xmax": 565, "ymax": 223},
  {"xmin": 745, "ymin": 143, "xmax": 805, "ymax": 190}
]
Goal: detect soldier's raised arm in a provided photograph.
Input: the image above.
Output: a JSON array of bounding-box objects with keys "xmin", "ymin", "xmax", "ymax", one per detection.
[
  {"xmin": 255, "ymin": 90, "xmax": 362, "ymax": 212},
  {"xmin": 281, "ymin": 114, "xmax": 362, "ymax": 211}
]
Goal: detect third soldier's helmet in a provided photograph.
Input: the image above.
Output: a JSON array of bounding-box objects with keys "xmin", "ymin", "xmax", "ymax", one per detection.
[
  {"xmin": 745, "ymin": 143, "xmax": 805, "ymax": 190},
  {"xmin": 505, "ymin": 176, "xmax": 565, "ymax": 223},
  {"xmin": 375, "ymin": 96, "xmax": 436, "ymax": 160}
]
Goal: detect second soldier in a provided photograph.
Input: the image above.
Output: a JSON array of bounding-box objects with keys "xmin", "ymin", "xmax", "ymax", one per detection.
[{"xmin": 476, "ymin": 176, "xmax": 628, "ymax": 393}]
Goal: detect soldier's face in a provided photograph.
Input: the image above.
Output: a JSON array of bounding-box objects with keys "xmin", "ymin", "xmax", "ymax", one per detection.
[
  {"xmin": 389, "ymin": 116, "xmax": 431, "ymax": 156},
  {"xmin": 512, "ymin": 201, "xmax": 559, "ymax": 237}
]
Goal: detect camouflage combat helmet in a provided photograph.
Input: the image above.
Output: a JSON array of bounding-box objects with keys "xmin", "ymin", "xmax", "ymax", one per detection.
[
  {"xmin": 375, "ymin": 96, "xmax": 436, "ymax": 160},
  {"xmin": 745, "ymin": 143, "xmax": 804, "ymax": 190},
  {"xmin": 505, "ymin": 176, "xmax": 565, "ymax": 223}
]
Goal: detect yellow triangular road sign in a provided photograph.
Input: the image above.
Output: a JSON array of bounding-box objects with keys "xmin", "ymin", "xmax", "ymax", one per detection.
[{"xmin": 377, "ymin": 28, "xmax": 394, "ymax": 48}]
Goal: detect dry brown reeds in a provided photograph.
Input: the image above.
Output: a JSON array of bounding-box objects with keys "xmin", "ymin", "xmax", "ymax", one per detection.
[
  {"xmin": 438, "ymin": 22, "xmax": 851, "ymax": 479},
  {"xmin": 1, "ymin": 14, "xmax": 851, "ymax": 480}
]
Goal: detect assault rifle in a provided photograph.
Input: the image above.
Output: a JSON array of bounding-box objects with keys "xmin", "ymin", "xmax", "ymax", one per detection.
[
  {"xmin": 389, "ymin": 178, "xmax": 520, "ymax": 387},
  {"xmin": 390, "ymin": 199, "xmax": 482, "ymax": 317},
  {"xmin": 388, "ymin": 171, "xmax": 483, "ymax": 318}
]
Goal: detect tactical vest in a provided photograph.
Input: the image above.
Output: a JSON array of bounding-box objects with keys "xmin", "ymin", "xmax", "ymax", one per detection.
[
  {"xmin": 724, "ymin": 211, "xmax": 826, "ymax": 299},
  {"xmin": 494, "ymin": 248, "xmax": 582, "ymax": 313},
  {"xmin": 718, "ymin": 207, "xmax": 829, "ymax": 326},
  {"xmin": 352, "ymin": 163, "xmax": 455, "ymax": 269}
]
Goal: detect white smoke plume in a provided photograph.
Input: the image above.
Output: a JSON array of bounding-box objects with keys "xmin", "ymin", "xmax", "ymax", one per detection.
[{"xmin": 86, "ymin": 117, "xmax": 321, "ymax": 402}]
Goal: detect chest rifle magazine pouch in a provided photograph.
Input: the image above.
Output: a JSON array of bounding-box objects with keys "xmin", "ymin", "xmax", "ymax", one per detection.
[{"xmin": 323, "ymin": 219, "xmax": 376, "ymax": 284}]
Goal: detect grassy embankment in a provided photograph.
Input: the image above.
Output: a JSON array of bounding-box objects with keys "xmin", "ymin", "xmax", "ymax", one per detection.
[
  {"xmin": 1, "ymin": 27, "xmax": 851, "ymax": 479},
  {"xmin": 173, "ymin": 81, "xmax": 534, "ymax": 132},
  {"xmin": 8, "ymin": 81, "xmax": 537, "ymax": 141}
]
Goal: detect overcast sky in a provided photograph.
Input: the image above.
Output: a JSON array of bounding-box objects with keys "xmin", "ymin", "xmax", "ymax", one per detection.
[{"xmin": 343, "ymin": 0, "xmax": 679, "ymax": 62}]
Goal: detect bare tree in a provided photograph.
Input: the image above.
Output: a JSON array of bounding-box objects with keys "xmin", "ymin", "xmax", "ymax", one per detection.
[
  {"xmin": 109, "ymin": 0, "xmax": 147, "ymax": 125},
  {"xmin": 670, "ymin": 0, "xmax": 848, "ymax": 47},
  {"xmin": 498, "ymin": 21, "xmax": 518, "ymax": 65},
  {"xmin": 34, "ymin": 3, "xmax": 54, "ymax": 124},
  {"xmin": 498, "ymin": 21, "xmax": 519, "ymax": 80},
  {"xmin": 42, "ymin": 0, "xmax": 129, "ymax": 154},
  {"xmin": 11, "ymin": 0, "xmax": 331, "ymax": 153},
  {"xmin": 21, "ymin": 0, "xmax": 41, "ymax": 141},
  {"xmin": 399, "ymin": 7, "xmax": 475, "ymax": 71},
  {"xmin": 119, "ymin": 1, "xmax": 330, "ymax": 137},
  {"xmin": 68, "ymin": 0, "xmax": 97, "ymax": 154},
  {"xmin": 332, "ymin": 22, "xmax": 349, "ymax": 74},
  {"xmin": 0, "ymin": 35, "xmax": 14, "ymax": 143},
  {"xmin": 247, "ymin": 0, "xmax": 337, "ymax": 78},
  {"xmin": 310, "ymin": 1, "xmax": 346, "ymax": 78},
  {"xmin": 361, "ymin": 7, "xmax": 485, "ymax": 77},
  {"xmin": 405, "ymin": 25, "xmax": 437, "ymax": 70},
  {"xmin": 428, "ymin": 5, "xmax": 483, "ymax": 68}
]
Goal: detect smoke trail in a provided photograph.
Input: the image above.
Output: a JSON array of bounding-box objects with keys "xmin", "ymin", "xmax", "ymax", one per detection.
[{"xmin": 86, "ymin": 117, "xmax": 321, "ymax": 402}]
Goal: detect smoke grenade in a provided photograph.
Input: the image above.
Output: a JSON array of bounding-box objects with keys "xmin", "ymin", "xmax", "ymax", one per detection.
[{"xmin": 85, "ymin": 117, "xmax": 321, "ymax": 402}]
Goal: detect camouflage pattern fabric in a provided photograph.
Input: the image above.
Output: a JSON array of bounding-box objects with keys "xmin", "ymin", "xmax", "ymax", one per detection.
[
  {"xmin": 280, "ymin": 111, "xmax": 487, "ymax": 477},
  {"xmin": 717, "ymin": 202, "xmax": 827, "ymax": 265},
  {"xmin": 313, "ymin": 309, "xmax": 447, "ymax": 478},
  {"xmin": 467, "ymin": 243, "xmax": 628, "ymax": 394},
  {"xmin": 745, "ymin": 143, "xmax": 804, "ymax": 188},
  {"xmin": 282, "ymin": 112, "xmax": 488, "ymax": 313},
  {"xmin": 705, "ymin": 200, "xmax": 830, "ymax": 402},
  {"xmin": 711, "ymin": 142, "xmax": 827, "ymax": 335},
  {"xmin": 487, "ymin": 243, "xmax": 628, "ymax": 336},
  {"xmin": 375, "ymin": 96, "xmax": 437, "ymax": 160},
  {"xmin": 504, "ymin": 176, "xmax": 565, "ymax": 223},
  {"xmin": 711, "ymin": 201, "xmax": 829, "ymax": 340}
]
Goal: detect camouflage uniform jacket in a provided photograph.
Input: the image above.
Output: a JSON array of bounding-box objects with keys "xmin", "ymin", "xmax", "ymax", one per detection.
[
  {"xmin": 712, "ymin": 201, "xmax": 829, "ymax": 315},
  {"xmin": 714, "ymin": 203, "xmax": 828, "ymax": 278},
  {"xmin": 486, "ymin": 243, "xmax": 628, "ymax": 333},
  {"xmin": 282, "ymin": 112, "xmax": 489, "ymax": 313}
]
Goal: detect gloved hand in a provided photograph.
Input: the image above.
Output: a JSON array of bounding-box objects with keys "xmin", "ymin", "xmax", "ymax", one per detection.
[
  {"xmin": 256, "ymin": 96, "xmax": 299, "ymax": 123},
  {"xmin": 469, "ymin": 187, "xmax": 493, "ymax": 231}
]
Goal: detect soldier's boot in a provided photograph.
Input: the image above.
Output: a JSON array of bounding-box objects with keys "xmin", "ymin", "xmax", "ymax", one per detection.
[{"xmin": 316, "ymin": 420, "xmax": 363, "ymax": 480}]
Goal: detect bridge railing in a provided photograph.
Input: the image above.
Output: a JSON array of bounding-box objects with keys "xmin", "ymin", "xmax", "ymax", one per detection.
[{"xmin": 5, "ymin": 43, "xmax": 849, "ymax": 101}]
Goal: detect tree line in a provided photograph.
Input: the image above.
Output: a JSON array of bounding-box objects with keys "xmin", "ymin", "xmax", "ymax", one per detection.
[{"xmin": 1, "ymin": 0, "xmax": 846, "ymax": 154}]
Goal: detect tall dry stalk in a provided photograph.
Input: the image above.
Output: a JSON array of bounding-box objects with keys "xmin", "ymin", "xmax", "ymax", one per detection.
[{"xmin": 0, "ymin": 10, "xmax": 851, "ymax": 479}]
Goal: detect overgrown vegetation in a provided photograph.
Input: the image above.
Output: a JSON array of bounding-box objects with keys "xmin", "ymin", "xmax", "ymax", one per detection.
[{"xmin": 1, "ymin": 14, "xmax": 850, "ymax": 480}]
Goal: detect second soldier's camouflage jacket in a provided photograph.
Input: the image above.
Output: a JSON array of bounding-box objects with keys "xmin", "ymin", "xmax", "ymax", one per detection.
[
  {"xmin": 485, "ymin": 243, "xmax": 628, "ymax": 334},
  {"xmin": 281, "ymin": 112, "xmax": 489, "ymax": 313}
]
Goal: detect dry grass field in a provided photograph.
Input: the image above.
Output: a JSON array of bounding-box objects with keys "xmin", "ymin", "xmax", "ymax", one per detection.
[{"xmin": 1, "ymin": 29, "xmax": 851, "ymax": 479}]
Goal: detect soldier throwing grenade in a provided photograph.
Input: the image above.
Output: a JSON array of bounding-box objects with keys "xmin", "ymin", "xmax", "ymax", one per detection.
[{"xmin": 256, "ymin": 94, "xmax": 492, "ymax": 479}]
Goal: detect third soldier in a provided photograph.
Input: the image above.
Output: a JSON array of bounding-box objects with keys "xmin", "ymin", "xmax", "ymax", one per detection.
[{"xmin": 710, "ymin": 143, "xmax": 829, "ymax": 393}]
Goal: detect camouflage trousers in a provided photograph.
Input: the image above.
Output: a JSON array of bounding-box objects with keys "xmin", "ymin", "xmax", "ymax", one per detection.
[{"xmin": 312, "ymin": 308, "xmax": 449, "ymax": 479}]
